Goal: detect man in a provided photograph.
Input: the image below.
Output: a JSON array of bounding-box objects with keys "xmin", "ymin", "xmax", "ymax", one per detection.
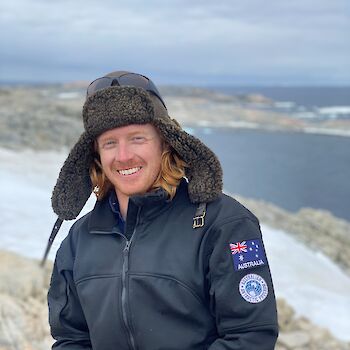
[{"xmin": 45, "ymin": 71, "xmax": 278, "ymax": 349}]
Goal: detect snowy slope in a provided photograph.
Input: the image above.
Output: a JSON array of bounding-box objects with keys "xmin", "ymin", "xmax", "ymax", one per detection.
[
  {"xmin": 0, "ymin": 148, "xmax": 349, "ymax": 341},
  {"xmin": 262, "ymin": 224, "xmax": 350, "ymax": 341}
]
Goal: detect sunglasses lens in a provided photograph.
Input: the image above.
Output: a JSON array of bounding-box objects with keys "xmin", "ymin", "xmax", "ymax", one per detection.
[
  {"xmin": 118, "ymin": 74, "xmax": 165, "ymax": 107},
  {"xmin": 87, "ymin": 77, "xmax": 113, "ymax": 96},
  {"xmin": 118, "ymin": 73, "xmax": 149, "ymax": 89},
  {"xmin": 147, "ymin": 80, "xmax": 163, "ymax": 100}
]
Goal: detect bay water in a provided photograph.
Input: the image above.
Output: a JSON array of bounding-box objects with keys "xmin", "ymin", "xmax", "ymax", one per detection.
[{"xmin": 191, "ymin": 127, "xmax": 350, "ymax": 222}]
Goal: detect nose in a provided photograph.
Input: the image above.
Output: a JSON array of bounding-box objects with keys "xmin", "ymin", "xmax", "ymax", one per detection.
[{"xmin": 114, "ymin": 141, "xmax": 133, "ymax": 163}]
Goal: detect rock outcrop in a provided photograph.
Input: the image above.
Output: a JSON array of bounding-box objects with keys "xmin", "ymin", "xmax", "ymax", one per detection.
[
  {"xmin": 0, "ymin": 251, "xmax": 52, "ymax": 350},
  {"xmin": 276, "ymin": 299, "xmax": 350, "ymax": 349}
]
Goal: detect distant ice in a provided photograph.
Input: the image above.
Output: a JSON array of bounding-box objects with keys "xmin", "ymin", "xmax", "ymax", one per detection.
[
  {"xmin": 57, "ymin": 91, "xmax": 82, "ymax": 99},
  {"xmin": 294, "ymin": 111, "xmax": 318, "ymax": 119},
  {"xmin": 318, "ymin": 106, "xmax": 350, "ymax": 116},
  {"xmin": 273, "ymin": 101, "xmax": 296, "ymax": 109},
  {"xmin": 0, "ymin": 147, "xmax": 349, "ymax": 341},
  {"xmin": 303, "ymin": 127, "xmax": 350, "ymax": 137}
]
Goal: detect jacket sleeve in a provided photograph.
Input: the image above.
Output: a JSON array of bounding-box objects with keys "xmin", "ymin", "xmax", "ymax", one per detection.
[
  {"xmin": 48, "ymin": 231, "xmax": 92, "ymax": 349},
  {"xmin": 206, "ymin": 216, "xmax": 279, "ymax": 350}
]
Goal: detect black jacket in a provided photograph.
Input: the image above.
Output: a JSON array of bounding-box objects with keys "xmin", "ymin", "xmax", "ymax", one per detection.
[{"xmin": 48, "ymin": 180, "xmax": 278, "ymax": 349}]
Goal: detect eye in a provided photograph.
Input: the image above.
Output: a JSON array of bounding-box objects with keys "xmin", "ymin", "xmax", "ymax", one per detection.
[
  {"xmin": 132, "ymin": 136, "xmax": 146, "ymax": 143},
  {"xmin": 102, "ymin": 140, "xmax": 117, "ymax": 149}
]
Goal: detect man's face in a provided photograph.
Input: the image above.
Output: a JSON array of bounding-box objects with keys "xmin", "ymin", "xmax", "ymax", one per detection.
[{"xmin": 97, "ymin": 123, "xmax": 163, "ymax": 202}]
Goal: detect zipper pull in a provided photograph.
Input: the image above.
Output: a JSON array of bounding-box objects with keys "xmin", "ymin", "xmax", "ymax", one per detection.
[{"xmin": 124, "ymin": 240, "xmax": 131, "ymax": 252}]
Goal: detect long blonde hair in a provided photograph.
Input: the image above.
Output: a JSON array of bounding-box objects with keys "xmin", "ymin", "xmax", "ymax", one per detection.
[{"xmin": 90, "ymin": 141, "xmax": 187, "ymax": 201}]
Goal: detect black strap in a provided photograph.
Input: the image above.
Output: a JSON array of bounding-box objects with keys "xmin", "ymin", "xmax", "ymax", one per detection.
[
  {"xmin": 40, "ymin": 217, "xmax": 63, "ymax": 267},
  {"xmin": 193, "ymin": 203, "xmax": 207, "ymax": 229}
]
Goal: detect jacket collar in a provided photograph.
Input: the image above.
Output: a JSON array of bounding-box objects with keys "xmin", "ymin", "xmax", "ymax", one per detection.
[{"xmin": 88, "ymin": 179, "xmax": 188, "ymax": 235}]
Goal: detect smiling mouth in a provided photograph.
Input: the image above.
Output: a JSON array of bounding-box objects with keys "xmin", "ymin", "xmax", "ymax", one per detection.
[{"xmin": 117, "ymin": 167, "xmax": 142, "ymax": 176}]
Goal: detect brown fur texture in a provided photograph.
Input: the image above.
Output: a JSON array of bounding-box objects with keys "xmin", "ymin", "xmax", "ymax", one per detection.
[{"xmin": 52, "ymin": 86, "xmax": 223, "ymax": 220}]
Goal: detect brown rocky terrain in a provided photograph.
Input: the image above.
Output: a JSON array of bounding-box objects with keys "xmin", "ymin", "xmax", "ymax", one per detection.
[
  {"xmin": 0, "ymin": 86, "xmax": 83, "ymax": 150},
  {"xmin": 0, "ymin": 251, "xmax": 53, "ymax": 350}
]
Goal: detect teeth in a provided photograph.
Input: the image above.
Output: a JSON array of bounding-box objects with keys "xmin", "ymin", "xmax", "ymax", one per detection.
[{"xmin": 118, "ymin": 167, "xmax": 141, "ymax": 176}]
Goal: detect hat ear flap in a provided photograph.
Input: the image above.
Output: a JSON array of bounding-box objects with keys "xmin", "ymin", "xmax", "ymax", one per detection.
[
  {"xmin": 52, "ymin": 132, "xmax": 94, "ymax": 220},
  {"xmin": 181, "ymin": 134, "xmax": 222, "ymax": 203},
  {"xmin": 154, "ymin": 120, "xmax": 223, "ymax": 203},
  {"xmin": 185, "ymin": 143, "xmax": 223, "ymax": 203}
]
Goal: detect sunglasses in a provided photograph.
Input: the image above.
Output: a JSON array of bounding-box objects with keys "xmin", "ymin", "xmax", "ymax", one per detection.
[{"xmin": 86, "ymin": 72, "xmax": 167, "ymax": 110}]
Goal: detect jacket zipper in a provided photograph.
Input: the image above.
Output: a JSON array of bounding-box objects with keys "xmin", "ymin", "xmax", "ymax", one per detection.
[{"xmin": 121, "ymin": 208, "xmax": 141, "ymax": 350}]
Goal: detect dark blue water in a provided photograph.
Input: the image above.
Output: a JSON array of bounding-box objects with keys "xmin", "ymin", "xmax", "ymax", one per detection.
[
  {"xmin": 192, "ymin": 128, "xmax": 350, "ymax": 222},
  {"xmin": 211, "ymin": 86, "xmax": 350, "ymax": 108}
]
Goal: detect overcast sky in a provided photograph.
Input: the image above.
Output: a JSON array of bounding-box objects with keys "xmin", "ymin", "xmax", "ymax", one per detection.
[{"xmin": 1, "ymin": 0, "xmax": 349, "ymax": 85}]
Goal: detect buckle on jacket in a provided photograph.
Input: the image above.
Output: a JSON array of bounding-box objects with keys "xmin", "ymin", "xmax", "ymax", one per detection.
[
  {"xmin": 192, "ymin": 203, "xmax": 207, "ymax": 229},
  {"xmin": 193, "ymin": 212, "xmax": 206, "ymax": 228}
]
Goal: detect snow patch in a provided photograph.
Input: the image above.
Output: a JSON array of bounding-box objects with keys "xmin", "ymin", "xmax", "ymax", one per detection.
[{"xmin": 262, "ymin": 224, "xmax": 350, "ymax": 341}]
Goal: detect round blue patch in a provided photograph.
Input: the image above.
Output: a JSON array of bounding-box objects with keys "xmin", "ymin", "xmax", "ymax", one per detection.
[{"xmin": 239, "ymin": 273, "xmax": 268, "ymax": 303}]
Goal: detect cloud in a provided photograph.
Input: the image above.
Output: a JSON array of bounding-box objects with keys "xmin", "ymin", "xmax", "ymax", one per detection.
[{"xmin": 1, "ymin": 0, "xmax": 349, "ymax": 84}]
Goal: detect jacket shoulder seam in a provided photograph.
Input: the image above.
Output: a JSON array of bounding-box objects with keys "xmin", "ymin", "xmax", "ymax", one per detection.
[{"xmin": 211, "ymin": 215, "xmax": 259, "ymax": 232}]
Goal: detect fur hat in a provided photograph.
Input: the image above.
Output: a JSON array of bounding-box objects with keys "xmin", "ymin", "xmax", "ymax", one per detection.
[{"xmin": 51, "ymin": 73, "xmax": 223, "ymax": 221}]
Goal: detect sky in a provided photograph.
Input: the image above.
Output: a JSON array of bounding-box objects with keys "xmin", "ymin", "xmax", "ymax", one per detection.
[{"xmin": 1, "ymin": 0, "xmax": 350, "ymax": 86}]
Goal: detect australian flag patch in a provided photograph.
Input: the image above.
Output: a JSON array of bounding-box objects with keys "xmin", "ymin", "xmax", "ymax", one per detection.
[{"xmin": 229, "ymin": 239, "xmax": 267, "ymax": 271}]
